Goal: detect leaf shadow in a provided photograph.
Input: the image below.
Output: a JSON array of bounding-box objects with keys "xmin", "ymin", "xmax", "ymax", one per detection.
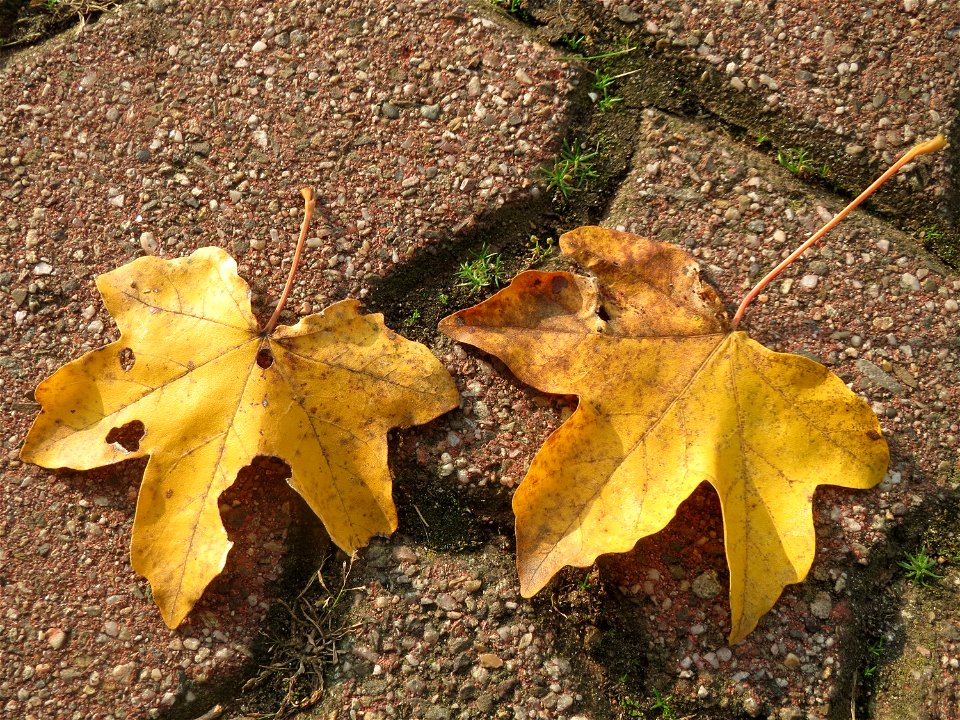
[
  {"xmin": 163, "ymin": 455, "xmax": 330, "ymax": 717},
  {"xmin": 597, "ymin": 481, "xmax": 731, "ymax": 640},
  {"xmin": 53, "ymin": 453, "xmax": 332, "ymax": 717},
  {"xmin": 196, "ymin": 456, "xmax": 329, "ymax": 623},
  {"xmin": 390, "ymin": 422, "xmax": 496, "ymax": 555}
]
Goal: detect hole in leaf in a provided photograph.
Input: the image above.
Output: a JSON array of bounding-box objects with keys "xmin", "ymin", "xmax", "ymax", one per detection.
[
  {"xmin": 105, "ymin": 420, "xmax": 145, "ymax": 452},
  {"xmin": 256, "ymin": 348, "xmax": 274, "ymax": 369},
  {"xmin": 118, "ymin": 348, "xmax": 135, "ymax": 372},
  {"xmin": 597, "ymin": 305, "xmax": 611, "ymax": 322}
]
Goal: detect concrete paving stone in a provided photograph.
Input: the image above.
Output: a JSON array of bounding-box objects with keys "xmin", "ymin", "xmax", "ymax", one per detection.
[
  {"xmin": 585, "ymin": 107, "xmax": 958, "ymax": 718},
  {"xmin": 0, "ymin": 0, "xmax": 575, "ymax": 718},
  {"xmin": 529, "ymin": 0, "xmax": 960, "ymax": 259},
  {"xmin": 305, "ymin": 109, "xmax": 958, "ymax": 718},
  {"xmin": 871, "ymin": 560, "xmax": 960, "ymax": 719},
  {"xmin": 2, "ymin": 0, "xmax": 960, "ymax": 718}
]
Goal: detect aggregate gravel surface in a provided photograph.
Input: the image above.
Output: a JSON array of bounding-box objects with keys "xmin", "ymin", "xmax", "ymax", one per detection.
[
  {"xmin": 2, "ymin": 0, "xmax": 959, "ymax": 719},
  {"xmin": 591, "ymin": 0, "xmax": 959, "ymax": 227},
  {"xmin": 296, "ymin": 109, "xmax": 960, "ymax": 720},
  {"xmin": 0, "ymin": 1, "xmax": 575, "ymax": 718},
  {"xmin": 871, "ymin": 561, "xmax": 960, "ymax": 719}
]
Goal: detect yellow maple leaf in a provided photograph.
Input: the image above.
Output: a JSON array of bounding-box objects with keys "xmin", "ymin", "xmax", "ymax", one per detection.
[
  {"xmin": 21, "ymin": 246, "xmax": 459, "ymax": 628},
  {"xmin": 440, "ymin": 226, "xmax": 889, "ymax": 644}
]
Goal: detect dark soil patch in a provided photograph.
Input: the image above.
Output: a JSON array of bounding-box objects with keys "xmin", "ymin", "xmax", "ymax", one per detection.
[
  {"xmin": 855, "ymin": 485, "xmax": 960, "ymax": 719},
  {"xmin": 0, "ymin": 0, "xmax": 122, "ymax": 60}
]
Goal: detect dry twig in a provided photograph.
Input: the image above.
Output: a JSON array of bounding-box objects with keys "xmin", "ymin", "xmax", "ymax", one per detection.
[{"xmin": 240, "ymin": 555, "xmax": 359, "ymax": 718}]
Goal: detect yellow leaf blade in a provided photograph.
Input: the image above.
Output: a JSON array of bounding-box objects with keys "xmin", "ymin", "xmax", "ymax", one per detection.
[
  {"xmin": 560, "ymin": 225, "xmax": 730, "ymax": 336},
  {"xmin": 267, "ymin": 300, "xmax": 460, "ymax": 552},
  {"xmin": 712, "ymin": 334, "xmax": 888, "ymax": 643},
  {"xmin": 96, "ymin": 246, "xmax": 259, "ymax": 337},
  {"xmin": 441, "ymin": 227, "xmax": 889, "ymax": 644},
  {"xmin": 131, "ymin": 441, "xmax": 240, "ymax": 628},
  {"xmin": 21, "ymin": 249, "xmax": 459, "ymax": 628},
  {"xmin": 515, "ymin": 398, "xmax": 708, "ymax": 597},
  {"xmin": 439, "ymin": 271, "xmax": 605, "ymax": 395},
  {"xmin": 513, "ymin": 333, "xmax": 724, "ymax": 595}
]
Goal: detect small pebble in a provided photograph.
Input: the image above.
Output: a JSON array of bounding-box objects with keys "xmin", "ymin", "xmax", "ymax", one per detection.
[
  {"xmin": 392, "ymin": 546, "xmax": 417, "ymax": 563},
  {"xmin": 381, "ymin": 102, "xmax": 400, "ymax": 120},
  {"xmin": 140, "ymin": 232, "xmax": 158, "ymax": 254},
  {"xmin": 809, "ymin": 591, "xmax": 833, "ymax": 620},
  {"xmin": 420, "ymin": 104, "xmax": 441, "ymax": 120},
  {"xmin": 900, "ymin": 273, "xmax": 921, "ymax": 292},
  {"xmin": 111, "ymin": 662, "xmax": 136, "ymax": 685},
  {"xmin": 617, "ymin": 5, "xmax": 642, "ymax": 23},
  {"xmin": 799, "ymin": 274, "xmax": 819, "ymax": 290},
  {"xmin": 515, "ymin": 69, "xmax": 533, "ymax": 84},
  {"xmin": 691, "ymin": 571, "xmax": 721, "ymax": 599},
  {"xmin": 45, "ymin": 628, "xmax": 67, "ymax": 650},
  {"xmin": 478, "ymin": 653, "xmax": 504, "ymax": 668}
]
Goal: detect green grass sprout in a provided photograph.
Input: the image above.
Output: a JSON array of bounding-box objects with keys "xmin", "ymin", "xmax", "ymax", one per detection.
[{"xmin": 456, "ymin": 243, "xmax": 505, "ymax": 294}]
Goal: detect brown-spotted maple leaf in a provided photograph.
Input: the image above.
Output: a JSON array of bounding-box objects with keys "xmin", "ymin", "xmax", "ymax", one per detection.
[
  {"xmin": 20, "ymin": 245, "xmax": 459, "ymax": 628},
  {"xmin": 440, "ymin": 226, "xmax": 889, "ymax": 643}
]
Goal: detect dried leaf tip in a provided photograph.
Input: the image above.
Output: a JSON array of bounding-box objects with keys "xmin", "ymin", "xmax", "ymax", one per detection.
[{"xmin": 916, "ymin": 133, "xmax": 947, "ymax": 154}]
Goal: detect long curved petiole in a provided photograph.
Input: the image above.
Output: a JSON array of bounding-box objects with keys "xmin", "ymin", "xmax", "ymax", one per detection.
[
  {"xmin": 730, "ymin": 135, "xmax": 947, "ymax": 331},
  {"xmin": 265, "ymin": 187, "xmax": 317, "ymax": 335}
]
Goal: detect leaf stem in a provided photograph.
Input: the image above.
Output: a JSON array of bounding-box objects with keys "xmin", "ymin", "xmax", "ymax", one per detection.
[
  {"xmin": 265, "ymin": 187, "xmax": 317, "ymax": 335},
  {"xmin": 730, "ymin": 134, "xmax": 947, "ymax": 331}
]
